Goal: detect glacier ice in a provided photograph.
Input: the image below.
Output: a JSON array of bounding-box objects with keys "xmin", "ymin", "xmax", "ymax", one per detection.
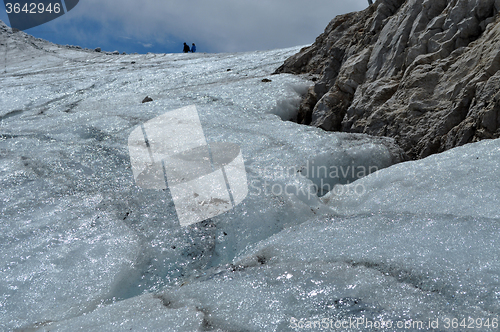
[
  {"xmin": 1, "ymin": 25, "xmax": 499, "ymax": 331},
  {"xmin": 322, "ymin": 138, "xmax": 500, "ymax": 219}
]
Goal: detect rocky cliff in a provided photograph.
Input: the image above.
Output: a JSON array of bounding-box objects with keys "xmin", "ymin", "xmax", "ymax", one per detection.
[{"xmin": 276, "ymin": 0, "xmax": 500, "ymax": 159}]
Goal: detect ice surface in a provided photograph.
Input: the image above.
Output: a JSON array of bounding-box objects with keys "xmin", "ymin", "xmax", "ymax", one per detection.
[
  {"xmin": 34, "ymin": 294, "xmax": 204, "ymax": 332},
  {"xmin": 1, "ymin": 23, "xmax": 499, "ymax": 331},
  {"xmin": 153, "ymin": 211, "xmax": 500, "ymax": 332},
  {"xmin": 321, "ymin": 138, "xmax": 500, "ymax": 218}
]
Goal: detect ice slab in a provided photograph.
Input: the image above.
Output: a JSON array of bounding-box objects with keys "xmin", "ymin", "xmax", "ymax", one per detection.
[
  {"xmin": 34, "ymin": 294, "xmax": 204, "ymax": 332},
  {"xmin": 322, "ymin": 138, "xmax": 500, "ymax": 219}
]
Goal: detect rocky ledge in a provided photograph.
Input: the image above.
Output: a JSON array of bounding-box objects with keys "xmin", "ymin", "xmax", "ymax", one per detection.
[{"xmin": 276, "ymin": 0, "xmax": 500, "ymax": 159}]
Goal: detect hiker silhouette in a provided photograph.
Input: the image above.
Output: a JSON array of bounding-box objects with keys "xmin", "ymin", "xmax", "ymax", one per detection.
[
  {"xmin": 183, "ymin": 43, "xmax": 190, "ymax": 53},
  {"xmin": 191, "ymin": 43, "xmax": 196, "ymax": 53}
]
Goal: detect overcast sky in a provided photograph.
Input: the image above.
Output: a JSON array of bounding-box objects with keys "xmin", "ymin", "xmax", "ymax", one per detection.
[{"xmin": 1, "ymin": 0, "xmax": 368, "ymax": 54}]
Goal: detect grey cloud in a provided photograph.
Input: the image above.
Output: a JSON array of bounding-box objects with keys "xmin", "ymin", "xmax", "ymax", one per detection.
[{"xmin": 72, "ymin": 0, "xmax": 368, "ymax": 52}]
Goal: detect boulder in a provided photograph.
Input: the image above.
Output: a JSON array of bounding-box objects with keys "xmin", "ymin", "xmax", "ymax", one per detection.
[{"xmin": 277, "ymin": 0, "xmax": 500, "ymax": 159}]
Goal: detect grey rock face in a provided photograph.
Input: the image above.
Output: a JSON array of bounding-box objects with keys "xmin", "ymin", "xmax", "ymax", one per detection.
[{"xmin": 277, "ymin": 0, "xmax": 500, "ymax": 159}]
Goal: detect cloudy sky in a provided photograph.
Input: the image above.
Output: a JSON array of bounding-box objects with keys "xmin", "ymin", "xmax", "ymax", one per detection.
[{"xmin": 1, "ymin": 0, "xmax": 368, "ymax": 53}]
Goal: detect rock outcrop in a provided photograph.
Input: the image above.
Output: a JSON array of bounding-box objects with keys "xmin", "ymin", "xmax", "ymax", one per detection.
[{"xmin": 276, "ymin": 0, "xmax": 500, "ymax": 159}]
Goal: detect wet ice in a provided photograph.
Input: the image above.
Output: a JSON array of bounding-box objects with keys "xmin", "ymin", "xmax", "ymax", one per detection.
[{"xmin": 1, "ymin": 22, "xmax": 499, "ymax": 331}]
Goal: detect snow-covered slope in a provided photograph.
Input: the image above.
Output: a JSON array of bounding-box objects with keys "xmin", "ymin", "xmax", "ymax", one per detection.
[{"xmin": 1, "ymin": 20, "xmax": 499, "ymax": 332}]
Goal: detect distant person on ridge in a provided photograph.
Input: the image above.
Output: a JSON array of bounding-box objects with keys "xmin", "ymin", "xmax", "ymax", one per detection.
[
  {"xmin": 183, "ymin": 42, "xmax": 190, "ymax": 53},
  {"xmin": 191, "ymin": 43, "xmax": 196, "ymax": 53}
]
